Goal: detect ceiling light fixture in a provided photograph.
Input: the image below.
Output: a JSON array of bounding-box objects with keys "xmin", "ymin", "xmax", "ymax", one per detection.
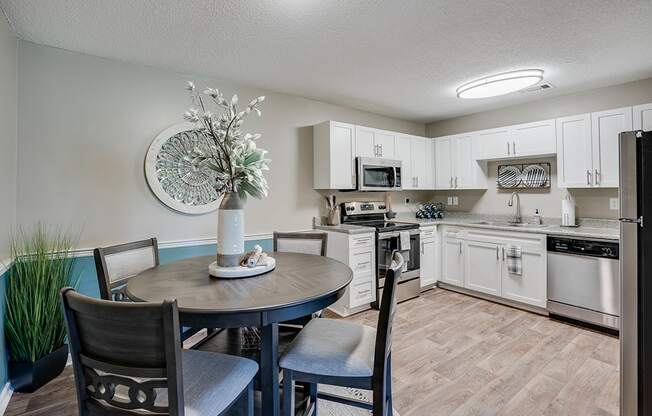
[{"xmin": 456, "ymin": 69, "xmax": 544, "ymax": 99}]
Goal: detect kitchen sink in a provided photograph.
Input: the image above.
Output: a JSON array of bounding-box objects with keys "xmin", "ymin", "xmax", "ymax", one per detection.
[{"xmin": 471, "ymin": 220, "xmax": 548, "ymax": 228}]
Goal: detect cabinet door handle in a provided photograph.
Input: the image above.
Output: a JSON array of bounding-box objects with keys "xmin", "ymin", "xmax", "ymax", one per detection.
[
  {"xmin": 513, "ymin": 141, "xmax": 516, "ymax": 155},
  {"xmin": 421, "ymin": 241, "xmax": 424, "ymax": 254},
  {"xmin": 459, "ymin": 242, "xmax": 462, "ymax": 254},
  {"xmin": 507, "ymin": 142, "xmax": 510, "ymax": 156},
  {"xmin": 502, "ymin": 246, "xmax": 505, "ymax": 261},
  {"xmin": 455, "ymin": 176, "xmax": 458, "ymax": 188},
  {"xmin": 496, "ymin": 246, "xmax": 499, "ymax": 260},
  {"xmin": 450, "ymin": 176, "xmax": 453, "ymax": 188},
  {"xmin": 595, "ymin": 169, "xmax": 600, "ymax": 185},
  {"xmin": 587, "ymin": 170, "xmax": 592, "ymax": 186},
  {"xmin": 379, "ymin": 143, "xmax": 383, "ymax": 157}
]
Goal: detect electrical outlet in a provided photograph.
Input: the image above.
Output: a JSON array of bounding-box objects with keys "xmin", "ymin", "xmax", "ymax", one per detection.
[
  {"xmin": 452, "ymin": 196, "xmax": 459, "ymax": 206},
  {"xmin": 447, "ymin": 196, "xmax": 453, "ymax": 205},
  {"xmin": 609, "ymin": 198, "xmax": 619, "ymax": 210},
  {"xmin": 404, "ymin": 197, "xmax": 410, "ymax": 204}
]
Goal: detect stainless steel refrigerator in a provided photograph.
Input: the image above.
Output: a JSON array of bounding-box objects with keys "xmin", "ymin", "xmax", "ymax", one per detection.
[{"xmin": 619, "ymin": 130, "xmax": 652, "ymax": 416}]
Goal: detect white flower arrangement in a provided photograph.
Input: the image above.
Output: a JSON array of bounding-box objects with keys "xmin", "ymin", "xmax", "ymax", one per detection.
[{"xmin": 184, "ymin": 81, "xmax": 270, "ymax": 199}]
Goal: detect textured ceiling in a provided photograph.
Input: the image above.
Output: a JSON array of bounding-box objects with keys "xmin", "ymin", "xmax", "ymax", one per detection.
[{"xmin": 2, "ymin": 0, "xmax": 652, "ymax": 123}]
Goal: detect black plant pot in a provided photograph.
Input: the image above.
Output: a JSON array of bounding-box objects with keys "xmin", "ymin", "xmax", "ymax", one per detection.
[{"xmin": 9, "ymin": 344, "xmax": 69, "ymax": 393}]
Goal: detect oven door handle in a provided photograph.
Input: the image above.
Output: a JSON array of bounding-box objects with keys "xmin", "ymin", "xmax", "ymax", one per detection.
[
  {"xmin": 378, "ymin": 230, "xmax": 420, "ymax": 239},
  {"xmin": 389, "ymin": 167, "xmax": 397, "ymax": 188}
]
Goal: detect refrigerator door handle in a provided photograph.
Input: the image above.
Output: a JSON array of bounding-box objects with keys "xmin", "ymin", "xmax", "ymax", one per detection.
[{"xmin": 620, "ymin": 216, "xmax": 644, "ymax": 227}]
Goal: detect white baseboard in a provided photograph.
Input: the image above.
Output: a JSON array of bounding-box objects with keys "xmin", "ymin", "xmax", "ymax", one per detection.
[{"xmin": 0, "ymin": 382, "xmax": 13, "ymax": 415}]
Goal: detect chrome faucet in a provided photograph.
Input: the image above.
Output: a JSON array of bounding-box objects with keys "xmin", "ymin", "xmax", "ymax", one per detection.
[{"xmin": 508, "ymin": 192, "xmax": 522, "ymax": 224}]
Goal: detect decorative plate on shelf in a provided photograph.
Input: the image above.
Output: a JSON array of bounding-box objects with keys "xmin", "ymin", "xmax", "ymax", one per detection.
[
  {"xmin": 522, "ymin": 164, "xmax": 549, "ymax": 188},
  {"xmin": 144, "ymin": 123, "xmax": 219, "ymax": 214},
  {"xmin": 497, "ymin": 165, "xmax": 522, "ymax": 188}
]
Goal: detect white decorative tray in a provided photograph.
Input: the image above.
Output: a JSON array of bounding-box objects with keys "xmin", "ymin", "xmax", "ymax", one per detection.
[{"xmin": 208, "ymin": 257, "xmax": 276, "ymax": 279}]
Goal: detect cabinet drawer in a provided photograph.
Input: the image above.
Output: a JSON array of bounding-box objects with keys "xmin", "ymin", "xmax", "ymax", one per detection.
[
  {"xmin": 350, "ymin": 250, "xmax": 374, "ymax": 275},
  {"xmin": 420, "ymin": 226, "xmax": 437, "ymax": 238},
  {"xmin": 349, "ymin": 234, "xmax": 374, "ymax": 249},
  {"xmin": 352, "ymin": 271, "xmax": 374, "ymax": 286},
  {"xmin": 350, "ymin": 281, "xmax": 374, "ymax": 307}
]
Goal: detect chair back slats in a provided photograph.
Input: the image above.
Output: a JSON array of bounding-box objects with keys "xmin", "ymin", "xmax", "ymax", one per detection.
[
  {"xmin": 94, "ymin": 239, "xmax": 159, "ymax": 301},
  {"xmin": 373, "ymin": 251, "xmax": 403, "ymax": 380},
  {"xmin": 273, "ymin": 232, "xmax": 328, "ymax": 256},
  {"xmin": 61, "ymin": 288, "xmax": 184, "ymax": 416}
]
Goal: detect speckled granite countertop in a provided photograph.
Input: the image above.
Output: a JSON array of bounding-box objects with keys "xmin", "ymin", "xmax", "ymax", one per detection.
[
  {"xmin": 395, "ymin": 213, "xmax": 620, "ymax": 241},
  {"xmin": 313, "ymin": 223, "xmax": 373, "ymax": 235},
  {"xmin": 313, "ymin": 213, "xmax": 619, "ymax": 240}
]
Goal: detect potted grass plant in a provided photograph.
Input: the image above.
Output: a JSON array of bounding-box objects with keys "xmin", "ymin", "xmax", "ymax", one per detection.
[{"xmin": 5, "ymin": 224, "xmax": 79, "ymax": 392}]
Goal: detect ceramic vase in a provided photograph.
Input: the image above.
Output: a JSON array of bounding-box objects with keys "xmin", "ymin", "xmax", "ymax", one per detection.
[{"xmin": 217, "ymin": 192, "xmax": 245, "ymax": 267}]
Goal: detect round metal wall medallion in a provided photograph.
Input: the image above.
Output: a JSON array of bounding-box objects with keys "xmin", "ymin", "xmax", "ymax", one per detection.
[{"xmin": 145, "ymin": 123, "xmax": 219, "ymax": 214}]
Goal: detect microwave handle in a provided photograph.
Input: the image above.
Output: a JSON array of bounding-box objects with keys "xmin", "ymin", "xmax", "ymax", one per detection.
[{"xmin": 389, "ymin": 167, "xmax": 397, "ymax": 187}]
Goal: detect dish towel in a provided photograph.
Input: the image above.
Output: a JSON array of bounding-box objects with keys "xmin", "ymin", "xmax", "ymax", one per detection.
[
  {"xmin": 506, "ymin": 245, "xmax": 522, "ymax": 276},
  {"xmin": 399, "ymin": 231, "xmax": 411, "ymax": 251}
]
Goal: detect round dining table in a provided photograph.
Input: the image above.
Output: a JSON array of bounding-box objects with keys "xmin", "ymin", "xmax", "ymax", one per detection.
[{"xmin": 126, "ymin": 252, "xmax": 353, "ymax": 416}]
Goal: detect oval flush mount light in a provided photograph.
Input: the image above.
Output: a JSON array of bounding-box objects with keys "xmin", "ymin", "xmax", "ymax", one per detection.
[{"xmin": 456, "ymin": 69, "xmax": 544, "ymax": 99}]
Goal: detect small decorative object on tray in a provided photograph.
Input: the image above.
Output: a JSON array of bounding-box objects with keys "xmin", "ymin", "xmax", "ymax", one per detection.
[
  {"xmin": 416, "ymin": 202, "xmax": 445, "ymax": 219},
  {"xmin": 497, "ymin": 163, "xmax": 551, "ymax": 189},
  {"xmin": 208, "ymin": 244, "xmax": 276, "ymax": 278}
]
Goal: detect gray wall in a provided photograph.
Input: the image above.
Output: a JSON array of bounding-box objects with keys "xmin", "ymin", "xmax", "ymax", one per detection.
[
  {"xmin": 426, "ymin": 78, "xmax": 652, "ymax": 220},
  {"xmin": 0, "ymin": 16, "xmax": 17, "ymax": 262},
  {"xmin": 16, "ymin": 42, "xmax": 425, "ymax": 249}
]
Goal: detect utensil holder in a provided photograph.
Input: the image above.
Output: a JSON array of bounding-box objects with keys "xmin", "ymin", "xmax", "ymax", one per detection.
[{"xmin": 327, "ymin": 207, "xmax": 340, "ymax": 225}]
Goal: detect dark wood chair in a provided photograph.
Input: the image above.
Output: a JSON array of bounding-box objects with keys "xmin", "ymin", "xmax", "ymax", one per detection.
[
  {"xmin": 60, "ymin": 288, "xmax": 258, "ymax": 416},
  {"xmin": 273, "ymin": 231, "xmax": 328, "ymax": 327},
  {"xmin": 93, "ymin": 238, "xmax": 208, "ymax": 342},
  {"xmin": 280, "ymin": 251, "xmax": 404, "ymax": 416},
  {"xmin": 273, "ymin": 232, "xmax": 328, "ymax": 257},
  {"xmin": 93, "ymin": 238, "xmax": 160, "ymax": 301}
]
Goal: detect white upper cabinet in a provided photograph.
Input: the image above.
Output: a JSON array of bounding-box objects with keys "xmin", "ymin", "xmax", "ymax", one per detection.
[
  {"xmin": 355, "ymin": 126, "xmax": 396, "ymax": 158},
  {"xmin": 313, "ymin": 121, "xmax": 356, "ymax": 189},
  {"xmin": 511, "ymin": 119, "xmax": 557, "ymax": 158},
  {"xmin": 556, "ymin": 114, "xmax": 593, "ymax": 188},
  {"xmin": 355, "ymin": 126, "xmax": 377, "ymax": 158},
  {"xmin": 434, "ymin": 134, "xmax": 486, "ymax": 190},
  {"xmin": 633, "ymin": 103, "xmax": 652, "ymax": 131},
  {"xmin": 474, "ymin": 127, "xmax": 512, "ymax": 160},
  {"xmin": 591, "ymin": 107, "xmax": 632, "ymax": 188},
  {"xmin": 396, "ymin": 134, "xmax": 435, "ymax": 190},
  {"xmin": 395, "ymin": 135, "xmax": 413, "ymax": 190},
  {"xmin": 374, "ymin": 130, "xmax": 397, "ymax": 158},
  {"xmin": 557, "ymin": 108, "xmax": 632, "ymax": 188},
  {"xmin": 473, "ymin": 120, "xmax": 556, "ymax": 160},
  {"xmin": 435, "ymin": 136, "xmax": 454, "ymax": 189}
]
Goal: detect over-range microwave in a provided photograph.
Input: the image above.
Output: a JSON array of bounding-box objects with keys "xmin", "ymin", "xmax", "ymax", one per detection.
[{"xmin": 356, "ymin": 157, "xmax": 402, "ymax": 191}]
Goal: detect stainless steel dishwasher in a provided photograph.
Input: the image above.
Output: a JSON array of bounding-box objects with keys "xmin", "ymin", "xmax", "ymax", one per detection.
[{"xmin": 547, "ymin": 236, "xmax": 620, "ymax": 330}]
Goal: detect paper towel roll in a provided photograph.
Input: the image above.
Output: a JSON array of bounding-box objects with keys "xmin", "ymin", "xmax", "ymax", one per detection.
[{"xmin": 562, "ymin": 199, "xmax": 576, "ymax": 226}]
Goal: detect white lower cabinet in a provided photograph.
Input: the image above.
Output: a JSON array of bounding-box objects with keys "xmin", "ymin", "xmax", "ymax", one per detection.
[
  {"xmin": 441, "ymin": 229, "xmax": 464, "ymax": 287},
  {"xmin": 321, "ymin": 230, "xmax": 376, "ymax": 316},
  {"xmin": 419, "ymin": 226, "xmax": 437, "ymax": 289},
  {"xmin": 464, "ymin": 241, "xmax": 501, "ymax": 296},
  {"xmin": 501, "ymin": 247, "xmax": 547, "ymax": 308},
  {"xmin": 440, "ymin": 227, "xmax": 547, "ymax": 309}
]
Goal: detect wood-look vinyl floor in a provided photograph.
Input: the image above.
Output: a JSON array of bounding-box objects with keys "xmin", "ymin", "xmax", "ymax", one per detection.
[{"xmin": 5, "ymin": 288, "xmax": 619, "ymax": 416}]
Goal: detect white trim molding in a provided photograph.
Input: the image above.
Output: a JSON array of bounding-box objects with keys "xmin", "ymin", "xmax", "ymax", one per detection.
[{"xmin": 0, "ymin": 382, "xmax": 13, "ymax": 415}]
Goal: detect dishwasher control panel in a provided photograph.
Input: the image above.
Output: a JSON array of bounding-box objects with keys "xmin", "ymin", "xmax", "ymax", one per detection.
[{"xmin": 547, "ymin": 236, "xmax": 619, "ymax": 259}]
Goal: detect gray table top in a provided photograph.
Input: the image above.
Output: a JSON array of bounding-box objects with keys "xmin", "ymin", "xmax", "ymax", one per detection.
[{"xmin": 126, "ymin": 252, "xmax": 353, "ymax": 314}]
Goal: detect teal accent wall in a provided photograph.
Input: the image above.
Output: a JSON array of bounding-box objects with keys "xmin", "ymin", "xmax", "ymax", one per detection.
[{"xmin": 1, "ymin": 238, "xmax": 272, "ymax": 389}]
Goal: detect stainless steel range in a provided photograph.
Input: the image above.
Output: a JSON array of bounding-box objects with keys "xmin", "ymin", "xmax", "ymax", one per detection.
[{"xmin": 340, "ymin": 201, "xmax": 421, "ymax": 306}]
